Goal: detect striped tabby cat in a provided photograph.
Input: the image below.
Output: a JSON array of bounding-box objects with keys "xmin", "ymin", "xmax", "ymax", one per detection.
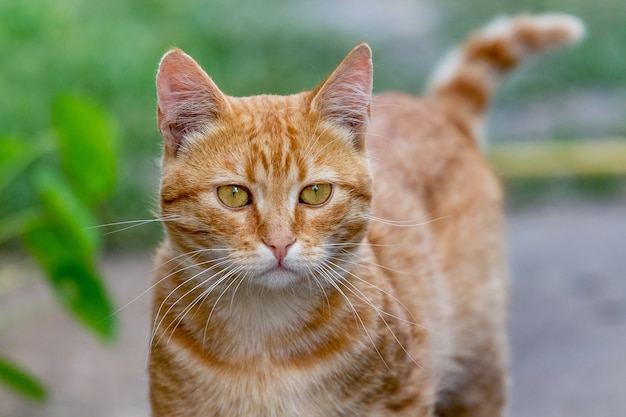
[{"xmin": 150, "ymin": 14, "xmax": 583, "ymax": 417}]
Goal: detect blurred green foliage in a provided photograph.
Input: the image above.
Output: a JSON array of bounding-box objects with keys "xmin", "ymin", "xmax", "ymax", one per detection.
[
  {"xmin": 0, "ymin": 95, "xmax": 117, "ymax": 399},
  {"xmin": 0, "ymin": 358, "xmax": 47, "ymax": 401},
  {"xmin": 1, "ymin": 0, "xmax": 625, "ymax": 250}
]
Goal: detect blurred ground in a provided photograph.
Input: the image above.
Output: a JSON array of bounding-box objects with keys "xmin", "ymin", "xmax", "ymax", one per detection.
[
  {"xmin": 1, "ymin": 197, "xmax": 625, "ymax": 417},
  {"xmin": 507, "ymin": 198, "xmax": 626, "ymax": 417}
]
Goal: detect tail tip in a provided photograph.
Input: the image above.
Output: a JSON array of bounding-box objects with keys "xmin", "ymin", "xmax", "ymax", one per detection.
[
  {"xmin": 534, "ymin": 13, "xmax": 586, "ymax": 45},
  {"xmin": 481, "ymin": 13, "xmax": 586, "ymax": 48}
]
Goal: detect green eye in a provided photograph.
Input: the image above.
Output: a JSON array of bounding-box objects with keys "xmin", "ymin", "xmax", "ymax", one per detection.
[
  {"xmin": 299, "ymin": 183, "xmax": 332, "ymax": 206},
  {"xmin": 217, "ymin": 185, "xmax": 251, "ymax": 208}
]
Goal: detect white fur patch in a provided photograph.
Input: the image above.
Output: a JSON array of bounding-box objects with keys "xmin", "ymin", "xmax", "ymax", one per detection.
[{"xmin": 533, "ymin": 13, "xmax": 586, "ymax": 43}]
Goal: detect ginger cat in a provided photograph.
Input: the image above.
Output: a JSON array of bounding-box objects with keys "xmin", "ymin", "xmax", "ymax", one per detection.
[{"xmin": 150, "ymin": 14, "xmax": 583, "ymax": 417}]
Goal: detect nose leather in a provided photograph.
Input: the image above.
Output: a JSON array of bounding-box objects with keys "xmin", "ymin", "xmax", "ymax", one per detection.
[{"xmin": 263, "ymin": 235, "xmax": 296, "ymax": 264}]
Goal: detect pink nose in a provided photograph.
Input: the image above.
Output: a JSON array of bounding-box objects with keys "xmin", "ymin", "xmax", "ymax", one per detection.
[{"xmin": 263, "ymin": 235, "xmax": 296, "ymax": 264}]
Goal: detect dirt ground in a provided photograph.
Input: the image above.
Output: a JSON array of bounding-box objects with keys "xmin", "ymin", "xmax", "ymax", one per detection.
[{"xmin": 0, "ymin": 197, "xmax": 625, "ymax": 417}]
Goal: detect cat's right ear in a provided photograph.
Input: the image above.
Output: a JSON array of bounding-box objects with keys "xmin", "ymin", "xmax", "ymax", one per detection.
[
  {"xmin": 156, "ymin": 49, "xmax": 230, "ymax": 155},
  {"xmin": 310, "ymin": 43, "xmax": 373, "ymax": 151}
]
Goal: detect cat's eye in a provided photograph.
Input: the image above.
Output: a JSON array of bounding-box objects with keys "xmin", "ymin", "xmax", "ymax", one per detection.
[
  {"xmin": 299, "ymin": 183, "xmax": 332, "ymax": 206},
  {"xmin": 216, "ymin": 185, "xmax": 251, "ymax": 208}
]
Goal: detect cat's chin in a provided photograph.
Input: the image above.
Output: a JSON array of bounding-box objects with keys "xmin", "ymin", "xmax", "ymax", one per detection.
[{"xmin": 253, "ymin": 266, "xmax": 303, "ymax": 290}]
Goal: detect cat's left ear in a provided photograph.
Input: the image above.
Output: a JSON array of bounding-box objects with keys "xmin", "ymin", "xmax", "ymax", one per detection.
[
  {"xmin": 311, "ymin": 43, "xmax": 373, "ymax": 151},
  {"xmin": 156, "ymin": 49, "xmax": 230, "ymax": 155}
]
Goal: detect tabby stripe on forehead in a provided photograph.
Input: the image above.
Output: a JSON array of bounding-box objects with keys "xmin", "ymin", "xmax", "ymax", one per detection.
[{"xmin": 251, "ymin": 143, "xmax": 270, "ymax": 173}]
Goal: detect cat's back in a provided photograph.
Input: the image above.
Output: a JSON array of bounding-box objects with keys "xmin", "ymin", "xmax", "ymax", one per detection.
[
  {"xmin": 366, "ymin": 91, "xmax": 501, "ymax": 249},
  {"xmin": 365, "ymin": 92, "xmax": 506, "ymax": 374},
  {"xmin": 367, "ymin": 92, "xmax": 481, "ymax": 193}
]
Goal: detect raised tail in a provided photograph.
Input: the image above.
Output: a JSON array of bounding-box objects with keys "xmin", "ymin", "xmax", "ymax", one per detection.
[{"xmin": 426, "ymin": 13, "xmax": 585, "ymax": 147}]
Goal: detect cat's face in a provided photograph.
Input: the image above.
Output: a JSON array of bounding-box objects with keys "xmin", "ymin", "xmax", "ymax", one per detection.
[{"xmin": 157, "ymin": 45, "xmax": 374, "ymax": 290}]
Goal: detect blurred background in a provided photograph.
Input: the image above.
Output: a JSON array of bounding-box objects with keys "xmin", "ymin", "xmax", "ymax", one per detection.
[{"xmin": 0, "ymin": 0, "xmax": 624, "ymax": 416}]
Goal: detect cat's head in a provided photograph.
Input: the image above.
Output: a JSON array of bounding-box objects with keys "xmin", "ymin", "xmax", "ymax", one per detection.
[{"xmin": 156, "ymin": 44, "xmax": 373, "ymax": 290}]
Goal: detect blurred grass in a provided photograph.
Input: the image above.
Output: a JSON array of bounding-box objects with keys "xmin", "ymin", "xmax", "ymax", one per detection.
[{"xmin": 1, "ymin": 0, "xmax": 625, "ymax": 249}]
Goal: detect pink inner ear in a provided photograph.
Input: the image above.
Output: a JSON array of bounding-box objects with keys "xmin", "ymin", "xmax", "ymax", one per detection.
[
  {"xmin": 156, "ymin": 49, "xmax": 228, "ymax": 152},
  {"xmin": 311, "ymin": 44, "xmax": 373, "ymax": 144}
]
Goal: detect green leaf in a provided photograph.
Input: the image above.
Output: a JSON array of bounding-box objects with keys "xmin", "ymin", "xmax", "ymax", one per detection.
[
  {"xmin": 50, "ymin": 95, "xmax": 116, "ymax": 205},
  {"xmin": 22, "ymin": 218, "xmax": 117, "ymax": 341},
  {"xmin": 33, "ymin": 168, "xmax": 101, "ymax": 254},
  {"xmin": 0, "ymin": 206, "xmax": 41, "ymax": 245},
  {"xmin": 0, "ymin": 357, "xmax": 47, "ymax": 401},
  {"xmin": 0, "ymin": 136, "xmax": 42, "ymax": 191}
]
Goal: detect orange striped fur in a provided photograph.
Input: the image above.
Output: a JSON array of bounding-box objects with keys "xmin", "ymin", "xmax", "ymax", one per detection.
[{"xmin": 150, "ymin": 14, "xmax": 583, "ymax": 417}]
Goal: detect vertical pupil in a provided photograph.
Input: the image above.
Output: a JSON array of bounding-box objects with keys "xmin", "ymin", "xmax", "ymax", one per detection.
[
  {"xmin": 312, "ymin": 184, "xmax": 318, "ymax": 194},
  {"xmin": 232, "ymin": 187, "xmax": 238, "ymax": 198}
]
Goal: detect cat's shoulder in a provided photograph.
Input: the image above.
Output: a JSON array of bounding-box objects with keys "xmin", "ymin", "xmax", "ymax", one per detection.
[{"xmin": 368, "ymin": 92, "xmax": 476, "ymax": 183}]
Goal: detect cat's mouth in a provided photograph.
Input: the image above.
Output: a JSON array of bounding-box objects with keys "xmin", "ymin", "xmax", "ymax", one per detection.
[
  {"xmin": 269, "ymin": 264, "xmax": 289, "ymax": 272},
  {"xmin": 255, "ymin": 264, "xmax": 301, "ymax": 289},
  {"xmin": 265, "ymin": 263, "xmax": 297, "ymax": 277}
]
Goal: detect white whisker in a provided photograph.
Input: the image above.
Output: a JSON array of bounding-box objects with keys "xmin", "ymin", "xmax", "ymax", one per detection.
[
  {"xmin": 110, "ymin": 253, "xmax": 225, "ymax": 323},
  {"xmin": 326, "ymin": 258, "xmax": 432, "ymax": 333},
  {"xmin": 319, "ymin": 242, "xmax": 402, "ymax": 248},
  {"xmin": 315, "ymin": 263, "xmax": 393, "ymax": 373},
  {"xmin": 305, "ymin": 266, "xmax": 332, "ymax": 314},
  {"xmin": 201, "ymin": 265, "xmax": 247, "ymax": 347},
  {"xmin": 150, "ymin": 258, "xmax": 231, "ymax": 348},
  {"xmin": 322, "ymin": 261, "xmax": 425, "ymax": 372},
  {"xmin": 156, "ymin": 265, "xmax": 234, "ymax": 348},
  {"xmin": 228, "ymin": 270, "xmax": 250, "ymax": 313},
  {"xmin": 366, "ymin": 214, "xmax": 455, "ymax": 228},
  {"xmin": 84, "ymin": 215, "xmax": 180, "ymax": 236},
  {"xmin": 337, "ymin": 249, "xmax": 418, "ymax": 276},
  {"xmin": 154, "ymin": 247, "xmax": 231, "ymax": 271}
]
